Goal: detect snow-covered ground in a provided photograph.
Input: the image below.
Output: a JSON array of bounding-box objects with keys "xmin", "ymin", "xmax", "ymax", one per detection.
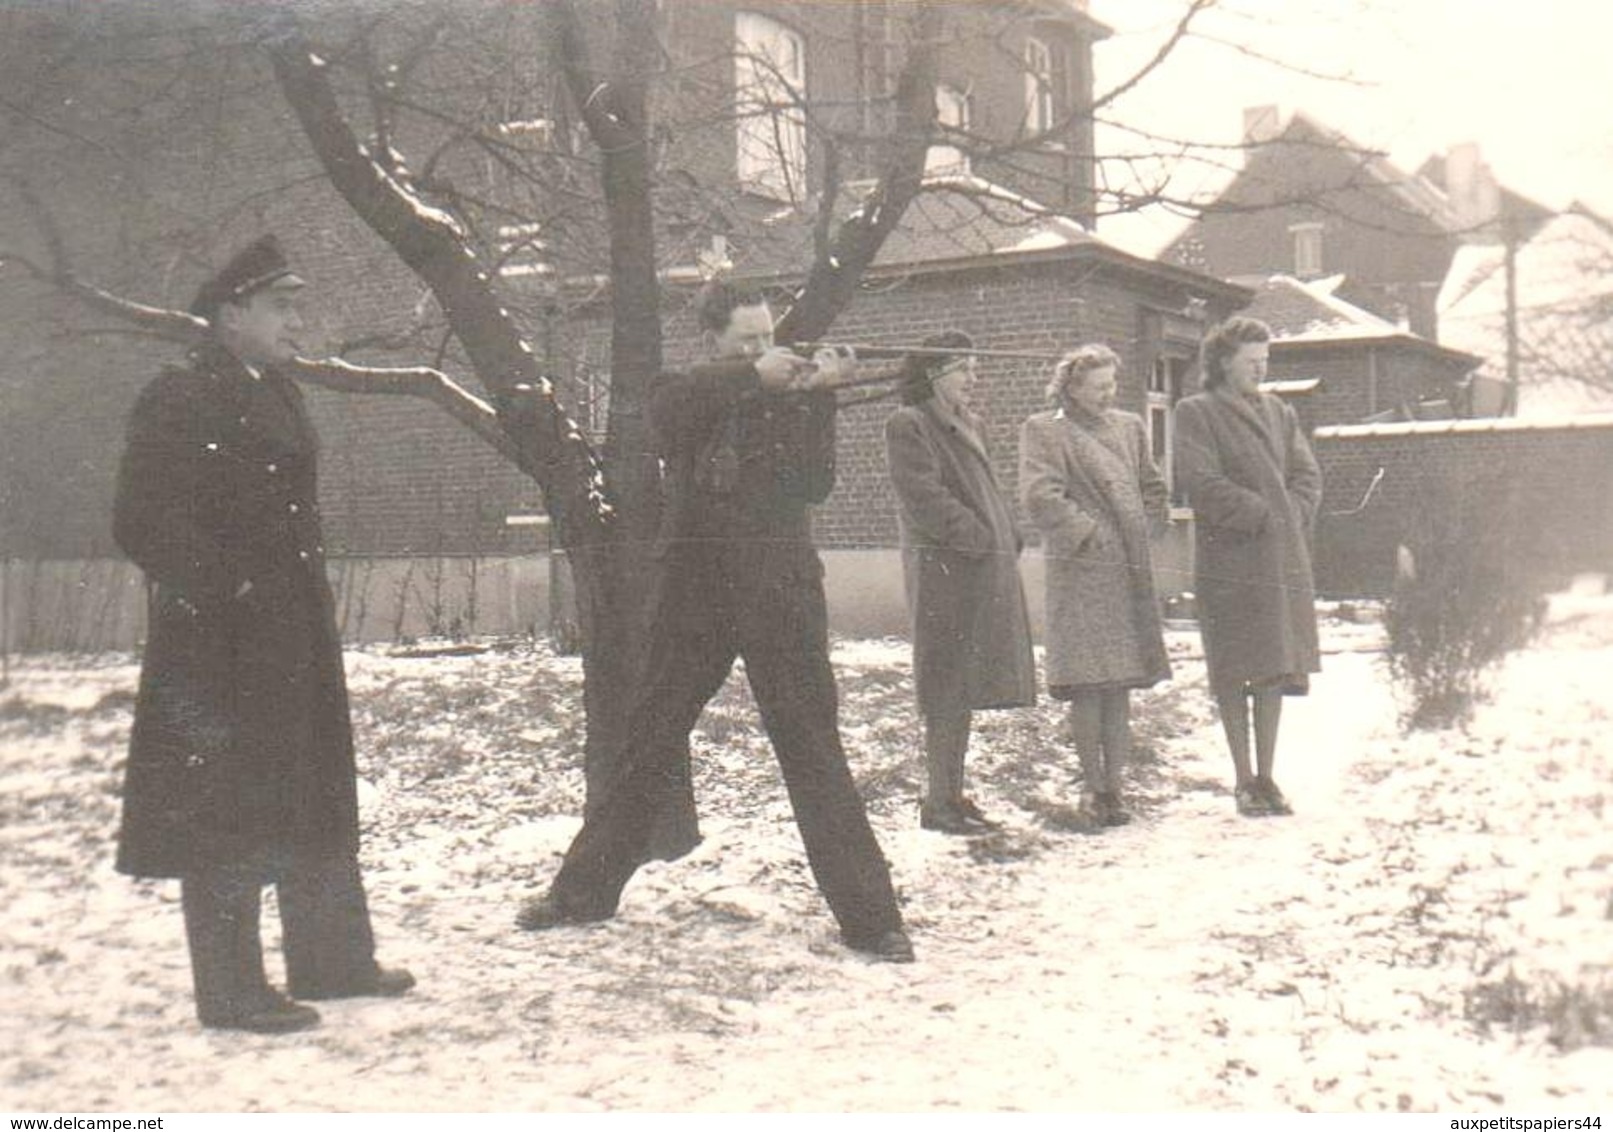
[{"xmin": 1, "ymin": 595, "xmax": 1609, "ymax": 1112}]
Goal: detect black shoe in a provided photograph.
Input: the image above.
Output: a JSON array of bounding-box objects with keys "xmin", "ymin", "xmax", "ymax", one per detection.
[
  {"xmin": 1255, "ymin": 777, "xmax": 1293, "ymax": 816},
  {"xmin": 200, "ymin": 991, "xmax": 321, "ymax": 1034},
  {"xmin": 1076, "ymin": 789, "xmax": 1109, "ymax": 832},
  {"xmin": 292, "ymin": 965, "xmax": 416, "ymax": 1001},
  {"xmin": 844, "ymin": 928, "xmax": 915, "ymax": 963},
  {"xmin": 1099, "ymin": 792, "xmax": 1132, "ymax": 827},
  {"xmin": 515, "ymin": 890, "xmax": 614, "ymax": 931},
  {"xmin": 1234, "ymin": 782, "xmax": 1271, "ymax": 818},
  {"xmin": 919, "ymin": 801, "xmax": 984, "ymax": 835}
]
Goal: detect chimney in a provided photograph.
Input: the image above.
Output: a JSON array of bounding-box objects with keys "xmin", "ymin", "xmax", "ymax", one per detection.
[
  {"xmin": 1442, "ymin": 142, "xmax": 1502, "ymax": 240},
  {"xmin": 1243, "ymin": 104, "xmax": 1283, "ymax": 145}
]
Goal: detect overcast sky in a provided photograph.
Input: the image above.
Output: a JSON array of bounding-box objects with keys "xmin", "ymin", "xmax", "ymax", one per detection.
[{"xmin": 1088, "ymin": 0, "xmax": 1613, "ymax": 251}]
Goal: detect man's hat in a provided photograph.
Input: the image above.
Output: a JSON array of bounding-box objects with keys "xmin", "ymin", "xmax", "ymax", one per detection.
[{"xmin": 190, "ymin": 235, "xmax": 306, "ymax": 321}]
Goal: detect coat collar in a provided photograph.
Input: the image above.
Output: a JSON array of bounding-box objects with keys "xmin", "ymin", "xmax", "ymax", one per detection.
[
  {"xmin": 190, "ymin": 338, "xmax": 295, "ymax": 388},
  {"xmin": 1210, "ymin": 386, "xmax": 1282, "ymax": 462},
  {"xmin": 921, "ymin": 398, "xmax": 990, "ymax": 464}
]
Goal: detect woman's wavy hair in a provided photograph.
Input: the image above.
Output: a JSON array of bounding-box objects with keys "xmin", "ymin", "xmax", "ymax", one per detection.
[
  {"xmin": 1045, "ymin": 343, "xmax": 1121, "ymax": 405},
  {"xmin": 1199, "ymin": 316, "xmax": 1272, "ymax": 390},
  {"xmin": 899, "ymin": 330, "xmax": 974, "ymax": 405}
]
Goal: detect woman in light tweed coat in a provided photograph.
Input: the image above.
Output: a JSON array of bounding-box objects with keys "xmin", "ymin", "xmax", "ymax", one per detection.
[{"xmin": 1020, "ymin": 344, "xmax": 1171, "ymax": 828}]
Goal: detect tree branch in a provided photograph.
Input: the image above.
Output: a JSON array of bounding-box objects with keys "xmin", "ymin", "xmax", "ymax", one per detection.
[
  {"xmin": 264, "ymin": 14, "xmax": 612, "ymax": 544},
  {"xmin": 775, "ymin": 5, "xmax": 941, "ymax": 344}
]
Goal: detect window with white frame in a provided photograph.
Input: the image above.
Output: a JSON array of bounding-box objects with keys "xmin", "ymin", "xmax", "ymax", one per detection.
[
  {"xmin": 1024, "ymin": 36, "xmax": 1055, "ymax": 134},
  {"xmin": 495, "ymin": 221, "xmax": 554, "ymax": 282},
  {"xmin": 735, "ymin": 12, "xmax": 806, "ymax": 201},
  {"xmin": 927, "ymin": 83, "xmax": 971, "ymax": 175},
  {"xmin": 1290, "ymin": 221, "xmax": 1324, "ymax": 278},
  {"xmin": 1148, "ymin": 350, "xmax": 1193, "ymax": 507}
]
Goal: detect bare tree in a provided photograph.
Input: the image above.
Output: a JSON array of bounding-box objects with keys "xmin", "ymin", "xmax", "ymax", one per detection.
[
  {"xmin": 1438, "ymin": 206, "xmax": 1613, "ymax": 408},
  {"xmin": 0, "ymin": 0, "xmax": 947, "ymax": 856},
  {"xmin": 0, "ymin": 0, "xmax": 1384, "ymax": 853}
]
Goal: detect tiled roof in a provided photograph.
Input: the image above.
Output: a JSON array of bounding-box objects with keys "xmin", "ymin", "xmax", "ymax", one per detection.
[
  {"xmin": 1238, "ymin": 273, "xmax": 1401, "ymax": 343},
  {"xmin": 716, "ymin": 174, "xmax": 1099, "ymax": 277}
]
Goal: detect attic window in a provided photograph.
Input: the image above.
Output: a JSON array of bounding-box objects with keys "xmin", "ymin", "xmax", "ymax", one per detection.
[
  {"xmin": 1024, "ymin": 36, "xmax": 1055, "ymax": 134},
  {"xmin": 927, "ymin": 83, "xmax": 971, "ymax": 175},
  {"xmin": 735, "ymin": 12, "xmax": 807, "ymax": 202},
  {"xmin": 496, "ymin": 222, "xmax": 553, "ymax": 280},
  {"xmin": 1289, "ymin": 222, "xmax": 1324, "ymax": 278},
  {"xmin": 496, "ymin": 118, "xmax": 554, "ymax": 145}
]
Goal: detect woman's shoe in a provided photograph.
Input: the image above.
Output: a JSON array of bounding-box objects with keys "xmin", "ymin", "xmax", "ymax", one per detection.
[
  {"xmin": 1255, "ymin": 777, "xmax": 1293, "ymax": 816},
  {"xmin": 1077, "ymin": 789, "xmax": 1109, "ymax": 832},
  {"xmin": 1234, "ymin": 782, "xmax": 1270, "ymax": 818},
  {"xmin": 1099, "ymin": 792, "xmax": 1132, "ymax": 826}
]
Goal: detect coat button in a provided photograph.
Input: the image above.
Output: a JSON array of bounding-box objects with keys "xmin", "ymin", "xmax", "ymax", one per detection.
[
  {"xmin": 266, "ymin": 463, "xmax": 278, "ymax": 473},
  {"xmin": 298, "ymin": 550, "xmax": 310, "ymax": 561},
  {"xmin": 288, "ymin": 503, "xmax": 300, "ymax": 514},
  {"xmin": 204, "ymin": 442, "xmax": 219, "ymax": 452}
]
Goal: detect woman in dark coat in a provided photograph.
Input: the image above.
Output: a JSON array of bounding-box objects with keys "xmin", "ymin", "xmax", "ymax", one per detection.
[
  {"xmin": 885, "ymin": 331, "xmax": 1036, "ymax": 834},
  {"xmin": 1173, "ymin": 316, "xmax": 1322, "ymax": 817},
  {"xmin": 1020, "ymin": 345, "xmax": 1171, "ymax": 828}
]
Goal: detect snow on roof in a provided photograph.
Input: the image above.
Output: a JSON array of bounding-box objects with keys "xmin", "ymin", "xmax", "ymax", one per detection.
[
  {"xmin": 1241, "ymin": 274, "xmax": 1404, "ymax": 344},
  {"xmin": 1093, "ymin": 207, "xmax": 1196, "ymax": 261},
  {"xmin": 1277, "ymin": 110, "xmax": 1458, "ymax": 230},
  {"xmin": 1437, "ymin": 210, "xmax": 1613, "ymax": 414},
  {"xmin": 880, "ymin": 173, "xmax": 1093, "ymax": 263},
  {"xmin": 998, "ymin": 229, "xmax": 1079, "ymax": 254},
  {"xmin": 1436, "ymin": 242, "xmax": 1505, "ymax": 312},
  {"xmin": 708, "ymin": 173, "xmax": 1104, "ymax": 277},
  {"xmin": 1315, "ymin": 410, "xmax": 1613, "ymax": 439},
  {"xmin": 1260, "ymin": 378, "xmax": 1322, "ymax": 395}
]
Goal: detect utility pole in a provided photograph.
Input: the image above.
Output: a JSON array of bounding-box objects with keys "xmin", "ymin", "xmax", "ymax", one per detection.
[{"xmin": 1503, "ymin": 201, "xmax": 1520, "ymax": 416}]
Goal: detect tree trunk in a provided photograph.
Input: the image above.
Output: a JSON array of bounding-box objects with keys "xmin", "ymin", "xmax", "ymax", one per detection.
[
  {"xmin": 268, "ymin": 22, "xmax": 689, "ymax": 844},
  {"xmin": 269, "ymin": 4, "xmax": 942, "ymax": 865},
  {"xmin": 551, "ymin": 0, "xmax": 697, "ymax": 859}
]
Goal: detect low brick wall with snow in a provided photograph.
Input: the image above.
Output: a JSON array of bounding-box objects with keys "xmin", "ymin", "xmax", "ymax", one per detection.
[{"xmin": 1312, "ymin": 414, "xmax": 1613, "ymax": 598}]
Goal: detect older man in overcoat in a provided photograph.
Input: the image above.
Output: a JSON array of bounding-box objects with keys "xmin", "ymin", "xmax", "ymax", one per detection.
[{"xmin": 113, "ymin": 235, "xmax": 412, "ymax": 1033}]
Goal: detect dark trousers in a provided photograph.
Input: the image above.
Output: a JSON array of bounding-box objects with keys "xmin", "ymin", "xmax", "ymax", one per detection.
[
  {"xmin": 551, "ymin": 538, "xmax": 903, "ymax": 942},
  {"xmin": 181, "ymin": 852, "xmax": 376, "ymax": 1022}
]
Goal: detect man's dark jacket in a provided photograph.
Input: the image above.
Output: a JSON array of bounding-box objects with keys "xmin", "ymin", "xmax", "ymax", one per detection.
[
  {"xmin": 649, "ymin": 357, "xmax": 837, "ymax": 552},
  {"xmin": 112, "ymin": 341, "xmax": 359, "ymax": 878}
]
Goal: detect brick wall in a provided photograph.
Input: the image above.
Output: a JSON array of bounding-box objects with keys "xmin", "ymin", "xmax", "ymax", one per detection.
[
  {"xmin": 815, "ymin": 259, "xmax": 1153, "ymax": 548},
  {"xmin": 0, "ymin": 0, "xmax": 1114, "ymax": 566},
  {"xmin": 1313, "ymin": 418, "xmax": 1613, "ymax": 598}
]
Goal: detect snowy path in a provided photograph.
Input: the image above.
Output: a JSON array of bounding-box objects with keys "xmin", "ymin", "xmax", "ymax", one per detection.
[{"xmin": 2, "ymin": 607, "xmax": 1610, "ymax": 1112}]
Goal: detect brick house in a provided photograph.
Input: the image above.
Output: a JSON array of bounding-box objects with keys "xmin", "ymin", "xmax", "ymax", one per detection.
[
  {"xmin": 1166, "ymin": 109, "xmax": 1551, "ymax": 344},
  {"xmin": 0, "ymin": 0, "xmax": 1253, "ymax": 647}
]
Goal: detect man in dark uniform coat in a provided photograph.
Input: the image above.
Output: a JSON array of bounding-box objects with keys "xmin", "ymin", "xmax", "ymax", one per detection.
[
  {"xmin": 113, "ymin": 235, "xmax": 413, "ymax": 1032},
  {"xmin": 516, "ymin": 282, "xmax": 913, "ymax": 962}
]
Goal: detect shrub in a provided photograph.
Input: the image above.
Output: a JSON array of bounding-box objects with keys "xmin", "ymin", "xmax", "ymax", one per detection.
[{"xmin": 1384, "ymin": 469, "xmax": 1548, "ymax": 730}]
